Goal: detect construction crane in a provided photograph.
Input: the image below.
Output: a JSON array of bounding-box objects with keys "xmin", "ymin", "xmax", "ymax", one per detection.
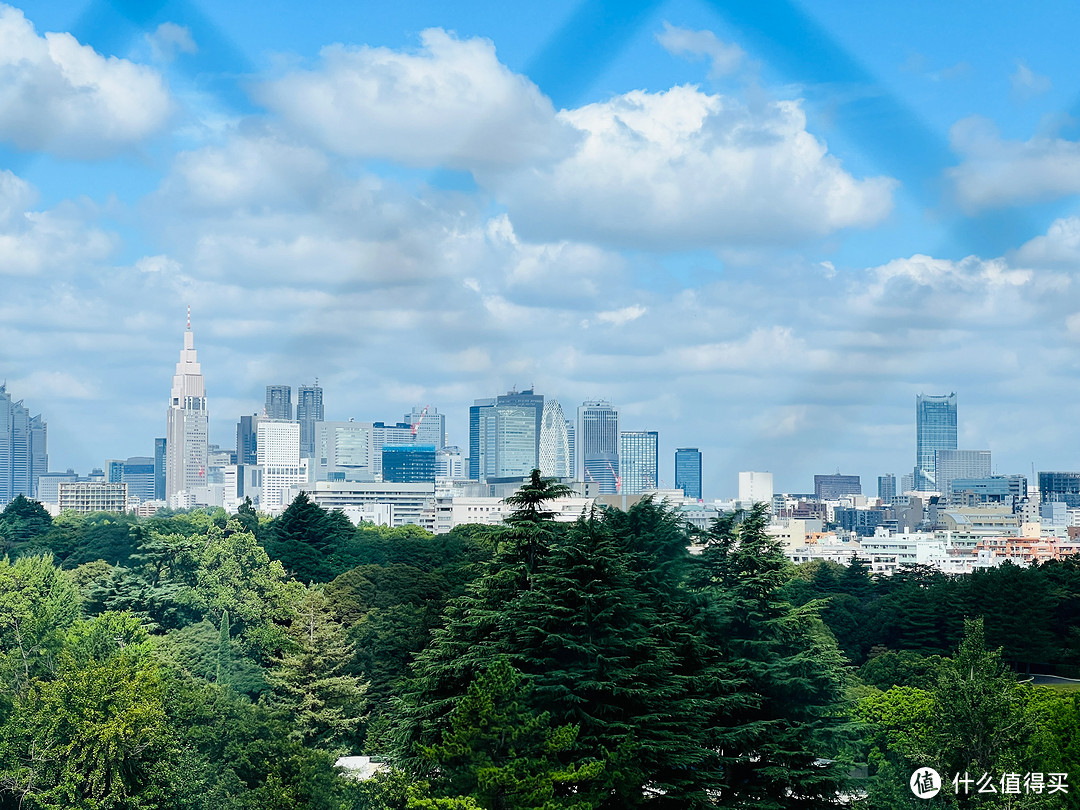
[{"xmin": 410, "ymin": 405, "xmax": 431, "ymax": 438}]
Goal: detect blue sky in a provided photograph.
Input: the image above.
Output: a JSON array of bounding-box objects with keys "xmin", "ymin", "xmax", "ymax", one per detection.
[{"xmin": 5, "ymin": 0, "xmax": 1080, "ymax": 497}]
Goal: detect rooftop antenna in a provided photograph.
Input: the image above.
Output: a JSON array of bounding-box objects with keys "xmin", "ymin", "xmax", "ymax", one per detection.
[{"xmin": 186, "ymin": 305, "xmax": 191, "ymax": 331}]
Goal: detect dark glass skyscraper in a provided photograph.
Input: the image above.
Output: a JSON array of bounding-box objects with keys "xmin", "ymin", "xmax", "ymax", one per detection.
[
  {"xmin": 297, "ymin": 384, "xmax": 324, "ymax": 458},
  {"xmin": 265, "ymin": 385, "xmax": 292, "ymax": 420},
  {"xmin": 675, "ymin": 448, "xmax": 702, "ymax": 500},
  {"xmin": 915, "ymin": 393, "xmax": 957, "ymax": 490}
]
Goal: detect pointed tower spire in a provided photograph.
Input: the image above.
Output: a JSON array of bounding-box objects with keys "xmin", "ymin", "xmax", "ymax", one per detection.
[{"xmin": 186, "ymin": 305, "xmax": 191, "ymax": 331}]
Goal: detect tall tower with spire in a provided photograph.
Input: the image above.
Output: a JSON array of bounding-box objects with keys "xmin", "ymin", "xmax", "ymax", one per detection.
[{"xmin": 165, "ymin": 307, "xmax": 208, "ymax": 502}]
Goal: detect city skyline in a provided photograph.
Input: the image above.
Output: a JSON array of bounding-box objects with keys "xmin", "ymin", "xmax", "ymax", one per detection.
[{"xmin": 5, "ymin": 2, "xmax": 1080, "ymax": 493}]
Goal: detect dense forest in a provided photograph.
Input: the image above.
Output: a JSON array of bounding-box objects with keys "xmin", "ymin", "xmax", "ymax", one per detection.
[{"xmin": 0, "ymin": 479, "xmax": 1078, "ymax": 809}]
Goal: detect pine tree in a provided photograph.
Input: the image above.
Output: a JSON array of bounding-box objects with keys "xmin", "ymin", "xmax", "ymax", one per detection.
[{"xmin": 695, "ymin": 503, "xmax": 852, "ymax": 808}]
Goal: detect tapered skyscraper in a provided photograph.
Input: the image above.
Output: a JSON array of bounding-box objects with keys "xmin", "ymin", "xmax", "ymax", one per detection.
[{"xmin": 165, "ymin": 310, "xmax": 208, "ymax": 501}]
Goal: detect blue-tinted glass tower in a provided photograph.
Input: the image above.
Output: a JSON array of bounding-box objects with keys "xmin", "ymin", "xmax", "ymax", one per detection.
[
  {"xmin": 915, "ymin": 393, "xmax": 957, "ymax": 490},
  {"xmin": 675, "ymin": 448, "xmax": 702, "ymax": 500}
]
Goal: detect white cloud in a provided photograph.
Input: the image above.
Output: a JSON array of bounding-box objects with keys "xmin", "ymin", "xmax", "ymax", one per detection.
[
  {"xmin": 255, "ymin": 28, "xmax": 571, "ymax": 170},
  {"xmin": 1010, "ymin": 59, "xmax": 1051, "ymax": 101},
  {"xmin": 0, "ymin": 4, "xmax": 171, "ymax": 157},
  {"xmin": 656, "ymin": 22, "xmax": 746, "ymax": 78},
  {"xmin": 491, "ymin": 85, "xmax": 895, "ymax": 249},
  {"xmin": 1012, "ymin": 216, "xmax": 1080, "ymax": 267},
  {"xmin": 8, "ymin": 370, "xmax": 98, "ymax": 401},
  {"xmin": 0, "ymin": 169, "xmax": 115, "ymax": 275},
  {"xmin": 947, "ymin": 117, "xmax": 1080, "ymax": 211},
  {"xmin": 596, "ymin": 305, "xmax": 647, "ymax": 327},
  {"xmin": 146, "ymin": 22, "xmax": 197, "ymax": 62}
]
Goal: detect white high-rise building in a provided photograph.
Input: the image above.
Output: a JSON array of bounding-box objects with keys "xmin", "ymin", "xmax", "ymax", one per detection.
[
  {"xmin": 538, "ymin": 399, "xmax": 571, "ymax": 478},
  {"xmin": 738, "ymin": 471, "xmax": 773, "ymax": 506},
  {"xmin": 165, "ymin": 312, "xmax": 209, "ymax": 503},
  {"xmin": 257, "ymin": 420, "xmax": 308, "ymax": 513}
]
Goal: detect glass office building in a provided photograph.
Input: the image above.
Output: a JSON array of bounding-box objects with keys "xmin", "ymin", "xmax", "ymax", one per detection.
[
  {"xmin": 675, "ymin": 448, "xmax": 702, "ymax": 500},
  {"xmin": 915, "ymin": 393, "xmax": 957, "ymax": 490}
]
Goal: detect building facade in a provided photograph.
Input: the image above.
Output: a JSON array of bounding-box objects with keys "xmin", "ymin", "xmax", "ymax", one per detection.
[
  {"xmin": 934, "ymin": 449, "xmax": 991, "ymax": 496},
  {"xmin": 577, "ymin": 400, "xmax": 619, "ymax": 494},
  {"xmin": 878, "ymin": 474, "xmax": 897, "ymax": 502},
  {"xmin": 58, "ymin": 481, "xmax": 127, "ymax": 513},
  {"xmin": 619, "ymin": 430, "xmax": 659, "ymax": 494},
  {"xmin": 915, "ymin": 393, "xmax": 957, "ymax": 490},
  {"xmin": 0, "ymin": 384, "xmax": 47, "ymax": 506},
  {"xmin": 165, "ymin": 319, "xmax": 209, "ymax": 502},
  {"xmin": 1040, "ymin": 472, "xmax": 1080, "ymax": 508},
  {"xmin": 675, "ymin": 448, "xmax": 703, "ymax": 500},
  {"xmin": 265, "ymin": 385, "xmax": 292, "ymax": 421},
  {"xmin": 297, "ymin": 384, "xmax": 324, "ymax": 458},
  {"xmin": 383, "ymin": 445, "xmax": 436, "ymax": 483},
  {"xmin": 257, "ymin": 420, "xmax": 307, "ymax": 513},
  {"xmin": 814, "ymin": 474, "xmax": 862, "ymax": 500},
  {"xmin": 406, "ymin": 406, "xmax": 446, "ymax": 450},
  {"xmin": 538, "ymin": 399, "xmax": 571, "ymax": 478}
]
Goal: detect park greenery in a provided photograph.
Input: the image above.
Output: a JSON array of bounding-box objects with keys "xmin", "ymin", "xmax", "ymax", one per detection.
[{"xmin": 0, "ymin": 479, "xmax": 1079, "ymax": 808}]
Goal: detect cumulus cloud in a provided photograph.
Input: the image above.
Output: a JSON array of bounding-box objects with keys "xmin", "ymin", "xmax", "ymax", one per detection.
[
  {"xmin": 255, "ymin": 28, "xmax": 572, "ymax": 170},
  {"xmin": 0, "ymin": 4, "xmax": 171, "ymax": 157},
  {"xmin": 1010, "ymin": 59, "xmax": 1051, "ymax": 101},
  {"xmin": 146, "ymin": 22, "xmax": 197, "ymax": 62},
  {"xmin": 491, "ymin": 85, "xmax": 896, "ymax": 249},
  {"xmin": 656, "ymin": 22, "xmax": 746, "ymax": 78},
  {"xmin": 0, "ymin": 169, "xmax": 115, "ymax": 275},
  {"xmin": 1012, "ymin": 216, "xmax": 1080, "ymax": 268},
  {"xmin": 947, "ymin": 117, "xmax": 1080, "ymax": 211}
]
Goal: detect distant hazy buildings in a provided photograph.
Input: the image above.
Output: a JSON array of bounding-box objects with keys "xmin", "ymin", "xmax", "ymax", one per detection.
[
  {"xmin": 538, "ymin": 399, "xmax": 572, "ymax": 478},
  {"xmin": 297, "ymin": 384, "xmax": 324, "ymax": 458},
  {"xmin": 619, "ymin": 430, "xmax": 658, "ymax": 494},
  {"xmin": 878, "ymin": 474, "xmax": 896, "ymax": 502},
  {"xmin": 577, "ymin": 400, "xmax": 619, "ymax": 494},
  {"xmin": 165, "ymin": 318, "xmax": 209, "ymax": 503},
  {"xmin": 0, "ymin": 384, "xmax": 47, "ymax": 506},
  {"xmin": 265, "ymin": 385, "xmax": 292, "ymax": 421},
  {"xmin": 480, "ymin": 406, "xmax": 536, "ymax": 480},
  {"xmin": 406, "ymin": 406, "xmax": 446, "ymax": 450},
  {"xmin": 154, "ymin": 438, "xmax": 166, "ymax": 500},
  {"xmin": 257, "ymin": 420, "xmax": 307, "ymax": 513},
  {"xmin": 935, "ymin": 449, "xmax": 991, "ymax": 496},
  {"xmin": 915, "ymin": 393, "xmax": 957, "ymax": 490},
  {"xmin": 1039, "ymin": 472, "xmax": 1080, "ymax": 508},
  {"xmin": 739, "ymin": 471, "xmax": 773, "ymax": 505},
  {"xmin": 107, "ymin": 456, "xmax": 156, "ymax": 501},
  {"xmin": 814, "ymin": 474, "xmax": 861, "ymax": 500},
  {"xmin": 315, "ymin": 421, "xmax": 374, "ymax": 481},
  {"xmin": 236, "ymin": 415, "xmax": 259, "ymax": 466},
  {"xmin": 675, "ymin": 448, "xmax": 702, "ymax": 500}
]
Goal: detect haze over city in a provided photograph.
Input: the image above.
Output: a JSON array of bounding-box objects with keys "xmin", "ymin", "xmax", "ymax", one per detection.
[{"xmin": 4, "ymin": 0, "xmax": 1080, "ymax": 492}]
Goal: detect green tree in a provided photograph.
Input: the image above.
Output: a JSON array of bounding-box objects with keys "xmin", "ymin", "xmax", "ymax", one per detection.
[
  {"xmin": 694, "ymin": 503, "xmax": 853, "ymax": 808},
  {"xmin": 419, "ymin": 657, "xmax": 602, "ymax": 810},
  {"xmin": 0, "ymin": 554, "xmax": 79, "ymax": 695},
  {"xmin": 263, "ymin": 586, "xmax": 367, "ymax": 750},
  {"xmin": 0, "ymin": 495, "xmax": 52, "ymax": 551}
]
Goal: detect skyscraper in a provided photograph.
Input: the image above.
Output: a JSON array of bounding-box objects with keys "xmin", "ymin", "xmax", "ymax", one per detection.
[
  {"xmin": 577, "ymin": 400, "xmax": 619, "ymax": 494},
  {"xmin": 934, "ymin": 449, "xmax": 991, "ymax": 496},
  {"xmin": 675, "ymin": 448, "xmax": 702, "ymax": 500},
  {"xmin": 620, "ymin": 430, "xmax": 658, "ymax": 494},
  {"xmin": 265, "ymin": 385, "xmax": 292, "ymax": 420},
  {"xmin": 406, "ymin": 405, "xmax": 446, "ymax": 450},
  {"xmin": 470, "ymin": 389, "xmax": 544, "ymax": 481},
  {"xmin": 878, "ymin": 473, "xmax": 896, "ymax": 502},
  {"xmin": 257, "ymin": 420, "xmax": 307, "ymax": 512},
  {"xmin": 915, "ymin": 393, "xmax": 957, "ymax": 490},
  {"xmin": 236, "ymin": 414, "xmax": 259, "ymax": 466},
  {"xmin": 297, "ymin": 384, "xmax": 324, "ymax": 458},
  {"xmin": 468, "ymin": 398, "xmax": 495, "ymax": 480},
  {"xmin": 0, "ymin": 384, "xmax": 47, "ymax": 505},
  {"xmin": 480, "ymin": 406, "xmax": 537, "ymax": 479},
  {"xmin": 154, "ymin": 438, "xmax": 166, "ymax": 500},
  {"xmin": 538, "ymin": 399, "xmax": 571, "ymax": 478},
  {"xmin": 165, "ymin": 312, "xmax": 209, "ymax": 502}
]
